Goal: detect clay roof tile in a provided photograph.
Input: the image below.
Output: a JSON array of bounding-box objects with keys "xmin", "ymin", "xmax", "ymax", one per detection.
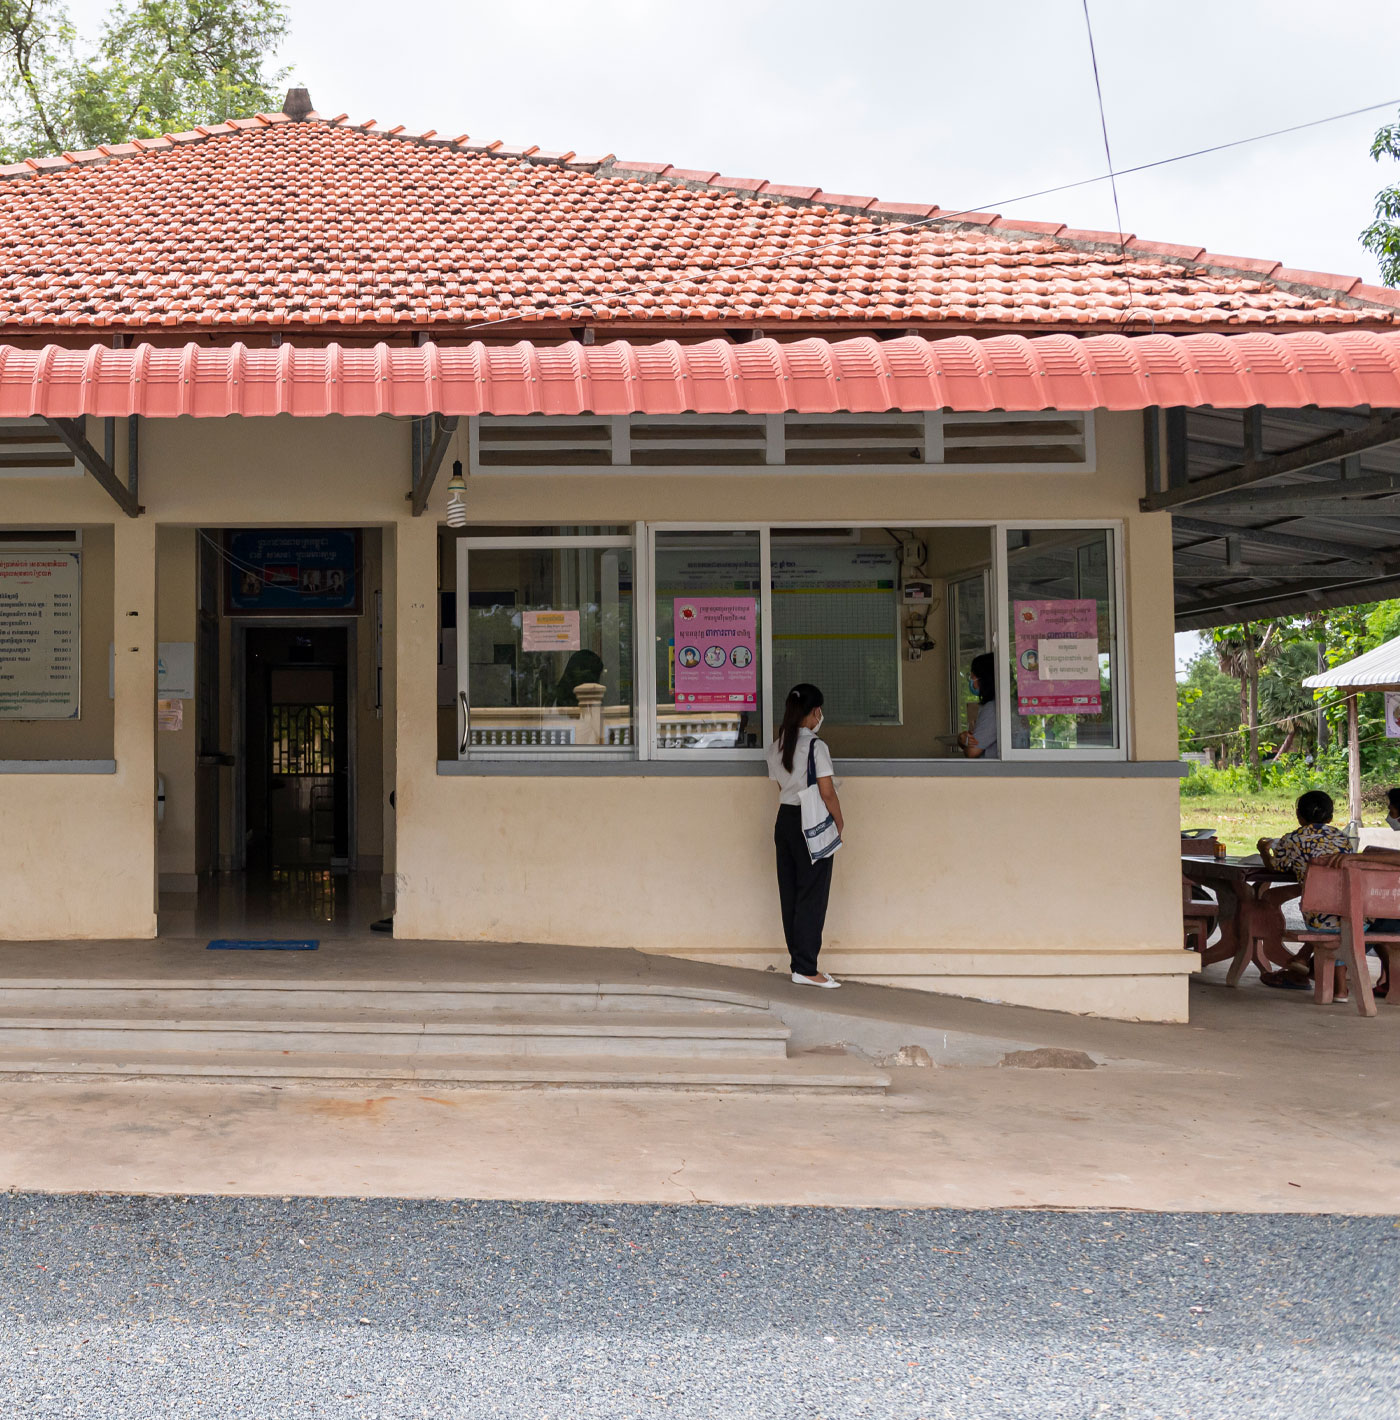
[{"xmin": 0, "ymin": 113, "xmax": 1390, "ymax": 335}]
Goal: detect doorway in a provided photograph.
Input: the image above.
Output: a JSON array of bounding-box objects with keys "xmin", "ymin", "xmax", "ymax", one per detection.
[{"xmin": 242, "ymin": 625, "xmax": 351, "ymax": 872}]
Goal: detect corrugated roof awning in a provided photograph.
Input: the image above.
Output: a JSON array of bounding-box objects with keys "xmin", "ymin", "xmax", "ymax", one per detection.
[
  {"xmin": 1303, "ymin": 636, "xmax": 1400, "ymax": 692},
  {"xmin": 6, "ymin": 329, "xmax": 1400, "ymax": 419}
]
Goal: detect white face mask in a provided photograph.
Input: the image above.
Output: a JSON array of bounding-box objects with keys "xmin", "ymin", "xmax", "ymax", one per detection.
[{"xmin": 812, "ymin": 710, "xmax": 824, "ymax": 734}]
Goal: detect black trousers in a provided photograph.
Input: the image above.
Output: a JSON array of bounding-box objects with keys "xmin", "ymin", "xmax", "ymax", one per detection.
[{"xmin": 774, "ymin": 805, "xmax": 833, "ymax": 976}]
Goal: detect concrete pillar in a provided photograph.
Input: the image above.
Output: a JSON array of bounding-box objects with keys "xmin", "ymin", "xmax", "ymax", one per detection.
[
  {"xmin": 381, "ymin": 523, "xmax": 398, "ymax": 893},
  {"xmin": 389, "ymin": 516, "xmax": 440, "ymax": 936},
  {"xmin": 573, "ymin": 682, "xmax": 606, "ymax": 744},
  {"xmin": 156, "ymin": 526, "xmax": 198, "ymax": 892},
  {"xmin": 113, "ymin": 516, "xmax": 159, "ymax": 933},
  {"xmin": 1125, "ymin": 510, "xmax": 1179, "ymax": 761}
]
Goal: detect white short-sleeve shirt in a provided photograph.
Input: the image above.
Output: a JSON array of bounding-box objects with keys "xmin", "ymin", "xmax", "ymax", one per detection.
[
  {"xmin": 971, "ymin": 699, "xmax": 999, "ymax": 759},
  {"xmin": 766, "ymin": 727, "xmax": 835, "ymax": 805}
]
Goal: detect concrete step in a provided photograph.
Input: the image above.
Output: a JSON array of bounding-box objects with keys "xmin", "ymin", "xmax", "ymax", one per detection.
[
  {"xmin": 0, "ymin": 980, "xmax": 774, "ymax": 1017},
  {"xmin": 0, "ymin": 1047, "xmax": 889, "ymax": 1093},
  {"xmin": 0, "ymin": 1009, "xmax": 791, "ymax": 1060}
]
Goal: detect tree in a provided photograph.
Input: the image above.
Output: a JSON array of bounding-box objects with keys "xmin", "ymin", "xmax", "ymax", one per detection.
[
  {"xmin": 1258, "ymin": 639, "xmax": 1321, "ymax": 758},
  {"xmin": 0, "ymin": 0, "xmax": 289, "ymax": 162},
  {"xmin": 1363, "ymin": 110, "xmax": 1400, "ymax": 287},
  {"xmin": 1211, "ymin": 621, "xmax": 1282, "ymax": 780},
  {"xmin": 1178, "ymin": 651, "xmax": 1241, "ymax": 763}
]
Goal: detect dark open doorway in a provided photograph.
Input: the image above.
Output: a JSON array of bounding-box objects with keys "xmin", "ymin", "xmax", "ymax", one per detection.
[{"xmin": 243, "ymin": 625, "xmax": 350, "ymax": 872}]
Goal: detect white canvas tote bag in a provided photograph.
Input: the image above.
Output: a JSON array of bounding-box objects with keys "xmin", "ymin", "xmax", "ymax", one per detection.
[{"xmin": 798, "ymin": 738, "xmax": 842, "ymax": 863}]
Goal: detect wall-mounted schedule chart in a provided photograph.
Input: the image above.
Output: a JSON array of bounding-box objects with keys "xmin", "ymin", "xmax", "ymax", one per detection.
[
  {"xmin": 772, "ymin": 547, "xmax": 900, "ymax": 725},
  {"xmin": 0, "ymin": 551, "xmax": 81, "ymax": 719}
]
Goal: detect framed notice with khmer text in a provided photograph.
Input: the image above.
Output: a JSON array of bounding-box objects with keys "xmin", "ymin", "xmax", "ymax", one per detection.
[{"xmin": 0, "ymin": 551, "xmax": 81, "ymax": 719}]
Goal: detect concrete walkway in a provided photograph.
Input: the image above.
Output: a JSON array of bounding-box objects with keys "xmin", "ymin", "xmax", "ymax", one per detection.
[{"xmin": 0, "ymin": 935, "xmax": 1397, "ymax": 1212}]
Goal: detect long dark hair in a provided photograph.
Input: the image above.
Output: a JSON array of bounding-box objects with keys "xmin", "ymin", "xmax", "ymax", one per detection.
[
  {"xmin": 970, "ymin": 653, "xmax": 995, "ymax": 704},
  {"xmin": 778, "ymin": 683, "xmax": 824, "ymax": 772}
]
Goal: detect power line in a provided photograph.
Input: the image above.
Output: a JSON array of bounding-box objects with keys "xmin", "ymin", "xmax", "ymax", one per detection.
[
  {"xmin": 197, "ymin": 528, "xmax": 336, "ymax": 599},
  {"xmin": 1079, "ymin": 0, "xmax": 1140, "ymax": 328},
  {"xmin": 447, "ymin": 95, "xmax": 1400, "ymax": 339}
]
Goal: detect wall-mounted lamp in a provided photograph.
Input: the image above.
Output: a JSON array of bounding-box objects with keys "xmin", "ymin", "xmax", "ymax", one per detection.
[{"xmin": 445, "ymin": 459, "xmax": 468, "ymax": 529}]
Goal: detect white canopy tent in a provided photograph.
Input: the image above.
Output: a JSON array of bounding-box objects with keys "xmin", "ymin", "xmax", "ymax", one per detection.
[{"xmin": 1303, "ymin": 636, "xmax": 1400, "ymax": 830}]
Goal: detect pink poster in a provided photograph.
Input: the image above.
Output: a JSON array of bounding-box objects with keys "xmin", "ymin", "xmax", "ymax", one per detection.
[
  {"xmin": 1013, "ymin": 599, "xmax": 1102, "ymax": 714},
  {"xmin": 673, "ymin": 597, "xmax": 757, "ymax": 707}
]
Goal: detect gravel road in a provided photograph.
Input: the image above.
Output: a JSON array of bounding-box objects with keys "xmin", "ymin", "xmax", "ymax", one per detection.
[{"xmin": 0, "ymin": 1196, "xmax": 1395, "ymax": 1418}]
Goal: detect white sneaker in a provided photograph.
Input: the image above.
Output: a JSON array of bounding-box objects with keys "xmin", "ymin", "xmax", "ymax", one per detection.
[{"xmin": 791, "ymin": 972, "xmax": 841, "ymax": 988}]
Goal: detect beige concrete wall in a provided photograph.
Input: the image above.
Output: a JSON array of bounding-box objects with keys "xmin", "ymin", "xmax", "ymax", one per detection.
[
  {"xmin": 397, "ymin": 417, "xmax": 1188, "ymax": 1021},
  {"xmin": 156, "ymin": 527, "xmax": 198, "ymax": 888},
  {"xmin": 1, "ymin": 409, "xmax": 1190, "ymax": 1021},
  {"xmin": 0, "ymin": 518, "xmax": 157, "ymax": 938},
  {"xmin": 397, "ymin": 771, "xmax": 1186, "ymax": 1019}
]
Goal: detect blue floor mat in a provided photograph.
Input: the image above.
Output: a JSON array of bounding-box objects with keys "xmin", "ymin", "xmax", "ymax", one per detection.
[{"xmin": 207, "ymin": 939, "xmax": 319, "ymax": 951}]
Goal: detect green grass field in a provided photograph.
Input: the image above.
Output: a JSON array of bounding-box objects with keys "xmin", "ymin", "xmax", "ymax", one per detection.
[{"xmin": 1180, "ymin": 791, "xmax": 1314, "ymax": 855}]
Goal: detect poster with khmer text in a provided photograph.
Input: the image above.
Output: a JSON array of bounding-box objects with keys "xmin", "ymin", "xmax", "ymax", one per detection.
[{"xmin": 0, "ymin": 551, "xmax": 81, "ymax": 719}]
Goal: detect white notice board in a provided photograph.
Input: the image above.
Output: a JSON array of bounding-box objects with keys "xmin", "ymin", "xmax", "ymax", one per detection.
[
  {"xmin": 771, "ymin": 547, "xmax": 900, "ymax": 725},
  {"xmin": 157, "ymin": 642, "xmax": 196, "ymax": 700},
  {"xmin": 0, "ymin": 550, "xmax": 81, "ymax": 719}
]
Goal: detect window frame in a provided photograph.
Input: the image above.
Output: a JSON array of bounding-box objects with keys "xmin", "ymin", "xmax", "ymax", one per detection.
[
  {"xmin": 994, "ymin": 521, "xmax": 1128, "ymax": 764},
  {"xmin": 644, "ymin": 523, "xmax": 773, "ymax": 762},
  {"xmin": 947, "ymin": 567, "xmax": 992, "ymax": 743},
  {"xmin": 454, "ymin": 528, "xmax": 642, "ymax": 762},
  {"xmin": 450, "ymin": 518, "xmax": 1128, "ymax": 765}
]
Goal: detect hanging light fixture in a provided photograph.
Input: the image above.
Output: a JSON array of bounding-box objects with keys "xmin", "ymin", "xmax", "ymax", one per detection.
[{"xmin": 445, "ymin": 459, "xmax": 468, "ymax": 528}]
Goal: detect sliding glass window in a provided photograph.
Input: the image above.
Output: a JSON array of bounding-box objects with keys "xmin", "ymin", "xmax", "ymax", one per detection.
[
  {"xmin": 442, "ymin": 521, "xmax": 1125, "ymax": 765},
  {"xmin": 1000, "ymin": 526, "xmax": 1121, "ymax": 756},
  {"xmin": 652, "ymin": 529, "xmax": 766, "ymax": 753},
  {"xmin": 453, "ymin": 529, "xmax": 636, "ymax": 757}
]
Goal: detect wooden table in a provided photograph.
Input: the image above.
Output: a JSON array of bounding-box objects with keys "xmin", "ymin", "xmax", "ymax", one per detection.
[{"xmin": 1182, "ymin": 855, "xmax": 1302, "ymax": 985}]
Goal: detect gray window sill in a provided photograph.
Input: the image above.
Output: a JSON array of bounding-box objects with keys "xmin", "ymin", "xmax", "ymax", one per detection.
[
  {"xmin": 437, "ymin": 758, "xmax": 1187, "ymax": 779},
  {"xmin": 0, "ymin": 759, "xmax": 117, "ymax": 775}
]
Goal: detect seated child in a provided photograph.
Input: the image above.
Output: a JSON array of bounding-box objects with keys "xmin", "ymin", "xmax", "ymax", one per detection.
[
  {"xmin": 1387, "ymin": 787, "xmax": 1400, "ymax": 831},
  {"xmin": 1258, "ymin": 790, "xmax": 1393, "ymax": 998}
]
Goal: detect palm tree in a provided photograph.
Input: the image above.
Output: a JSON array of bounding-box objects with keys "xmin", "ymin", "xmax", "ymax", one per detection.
[
  {"xmin": 1212, "ymin": 621, "xmax": 1282, "ymax": 780},
  {"xmin": 1258, "ymin": 640, "xmax": 1322, "ymax": 759}
]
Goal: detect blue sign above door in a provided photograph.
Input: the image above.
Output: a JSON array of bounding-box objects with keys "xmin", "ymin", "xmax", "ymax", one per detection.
[{"xmin": 224, "ymin": 530, "xmax": 362, "ymax": 615}]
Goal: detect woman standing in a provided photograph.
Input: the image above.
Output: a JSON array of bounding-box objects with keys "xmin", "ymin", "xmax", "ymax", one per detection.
[
  {"xmin": 767, "ymin": 683, "xmax": 844, "ymax": 987},
  {"xmin": 958, "ymin": 652, "xmax": 998, "ymax": 759}
]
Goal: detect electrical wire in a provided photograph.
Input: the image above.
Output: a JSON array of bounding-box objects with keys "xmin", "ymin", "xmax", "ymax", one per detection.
[
  {"xmin": 443, "ymin": 96, "xmax": 1400, "ymax": 338},
  {"xmin": 197, "ymin": 527, "xmax": 345, "ymax": 599},
  {"xmin": 1183, "ymin": 696, "xmax": 1357, "ymax": 743},
  {"xmin": 1079, "ymin": 0, "xmax": 1142, "ymax": 329}
]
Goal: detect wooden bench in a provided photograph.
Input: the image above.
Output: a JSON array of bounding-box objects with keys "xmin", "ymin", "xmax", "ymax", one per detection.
[
  {"xmin": 1182, "ymin": 877, "xmax": 1218, "ymax": 953},
  {"xmin": 1286, "ymin": 859, "xmax": 1400, "ymax": 1017}
]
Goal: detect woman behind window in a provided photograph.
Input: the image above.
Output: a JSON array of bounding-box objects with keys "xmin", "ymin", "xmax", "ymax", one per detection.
[
  {"xmin": 766, "ymin": 683, "xmax": 844, "ymax": 988},
  {"xmin": 958, "ymin": 652, "xmax": 998, "ymax": 759},
  {"xmin": 552, "ymin": 649, "xmax": 605, "ymax": 707}
]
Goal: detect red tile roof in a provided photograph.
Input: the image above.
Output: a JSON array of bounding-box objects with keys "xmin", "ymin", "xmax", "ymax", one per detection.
[
  {"xmin": 0, "ymin": 111, "xmax": 1395, "ymax": 339},
  {"xmin": 5, "ymin": 329, "xmax": 1400, "ymax": 418}
]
